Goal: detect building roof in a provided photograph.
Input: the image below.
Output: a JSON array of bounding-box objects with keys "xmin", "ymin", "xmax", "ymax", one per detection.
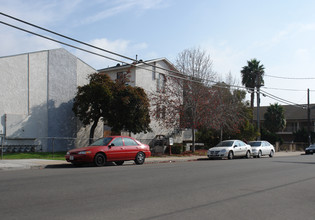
[
  {"xmin": 98, "ymin": 57, "xmax": 178, "ymax": 73},
  {"xmin": 253, "ymin": 104, "xmax": 315, "ymax": 121}
]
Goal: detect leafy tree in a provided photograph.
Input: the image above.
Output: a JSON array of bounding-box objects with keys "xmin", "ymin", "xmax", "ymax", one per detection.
[
  {"xmin": 72, "ymin": 73, "xmax": 114, "ymax": 143},
  {"xmin": 241, "ymin": 59, "xmax": 265, "ymax": 110},
  {"xmin": 261, "ymin": 127, "xmax": 282, "ymax": 145},
  {"xmin": 263, "ymin": 103, "xmax": 286, "ymax": 133},
  {"xmin": 108, "ymin": 84, "xmax": 151, "ymax": 135},
  {"xmin": 73, "ymin": 73, "xmax": 152, "ymax": 142}
]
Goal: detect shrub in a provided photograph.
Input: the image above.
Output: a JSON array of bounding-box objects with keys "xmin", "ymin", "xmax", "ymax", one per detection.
[{"xmin": 164, "ymin": 143, "xmax": 183, "ymax": 154}]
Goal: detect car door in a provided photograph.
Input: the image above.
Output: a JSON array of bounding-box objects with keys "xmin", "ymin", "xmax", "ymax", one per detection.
[
  {"xmin": 106, "ymin": 137, "xmax": 124, "ymax": 161},
  {"xmin": 233, "ymin": 141, "xmax": 242, "ymax": 156},
  {"xmin": 123, "ymin": 137, "xmax": 140, "ymax": 160},
  {"xmin": 238, "ymin": 141, "xmax": 247, "ymax": 156},
  {"xmin": 262, "ymin": 142, "xmax": 269, "ymax": 155}
]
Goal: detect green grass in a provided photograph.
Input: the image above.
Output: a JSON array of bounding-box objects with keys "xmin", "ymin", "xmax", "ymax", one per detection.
[{"xmin": 0, "ymin": 152, "xmax": 67, "ymax": 160}]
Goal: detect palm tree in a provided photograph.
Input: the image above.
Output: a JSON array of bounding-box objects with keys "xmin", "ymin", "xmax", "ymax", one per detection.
[
  {"xmin": 264, "ymin": 103, "xmax": 286, "ymax": 133},
  {"xmin": 241, "ymin": 59, "xmax": 265, "ymax": 110}
]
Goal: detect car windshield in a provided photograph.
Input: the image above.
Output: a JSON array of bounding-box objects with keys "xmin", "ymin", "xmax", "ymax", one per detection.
[
  {"xmin": 249, "ymin": 142, "xmax": 261, "ymax": 147},
  {"xmin": 90, "ymin": 137, "xmax": 113, "ymax": 146},
  {"xmin": 216, "ymin": 141, "xmax": 234, "ymax": 147}
]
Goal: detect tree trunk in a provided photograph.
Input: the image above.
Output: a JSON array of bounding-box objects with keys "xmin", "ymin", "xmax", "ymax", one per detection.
[
  {"xmin": 250, "ymin": 89, "xmax": 255, "ymax": 110},
  {"xmin": 250, "ymin": 89, "xmax": 255, "ymax": 123},
  {"xmin": 89, "ymin": 118, "xmax": 99, "ymax": 145}
]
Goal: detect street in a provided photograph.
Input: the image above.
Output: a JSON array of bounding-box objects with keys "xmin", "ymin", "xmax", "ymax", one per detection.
[{"xmin": 1, "ymin": 154, "xmax": 315, "ymax": 220}]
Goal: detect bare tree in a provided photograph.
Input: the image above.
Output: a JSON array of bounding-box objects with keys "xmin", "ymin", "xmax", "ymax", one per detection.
[{"xmin": 150, "ymin": 47, "xmax": 217, "ymax": 152}]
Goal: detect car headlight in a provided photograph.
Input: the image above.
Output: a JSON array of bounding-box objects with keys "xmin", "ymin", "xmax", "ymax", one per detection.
[
  {"xmin": 78, "ymin": 151, "xmax": 91, "ymax": 155},
  {"xmin": 66, "ymin": 152, "xmax": 70, "ymax": 155},
  {"xmin": 220, "ymin": 149, "xmax": 226, "ymax": 153}
]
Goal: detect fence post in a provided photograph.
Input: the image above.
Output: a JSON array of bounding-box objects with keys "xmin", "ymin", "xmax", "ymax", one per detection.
[{"xmin": 275, "ymin": 142, "xmax": 279, "ymax": 152}]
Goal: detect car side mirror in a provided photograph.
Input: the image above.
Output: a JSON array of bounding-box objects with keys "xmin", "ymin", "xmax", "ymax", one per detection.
[
  {"xmin": 233, "ymin": 145, "xmax": 237, "ymax": 148},
  {"xmin": 109, "ymin": 143, "xmax": 115, "ymax": 148}
]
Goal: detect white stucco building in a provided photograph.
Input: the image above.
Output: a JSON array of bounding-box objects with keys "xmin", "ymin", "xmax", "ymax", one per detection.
[
  {"xmin": 98, "ymin": 58, "xmax": 192, "ymax": 147},
  {"xmin": 0, "ymin": 48, "xmax": 103, "ymax": 152}
]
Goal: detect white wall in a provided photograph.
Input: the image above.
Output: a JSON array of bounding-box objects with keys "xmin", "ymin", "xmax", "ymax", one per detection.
[{"xmin": 0, "ymin": 49, "xmax": 103, "ymax": 151}]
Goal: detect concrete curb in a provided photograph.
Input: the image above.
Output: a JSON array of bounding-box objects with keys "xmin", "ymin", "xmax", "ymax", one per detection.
[{"xmin": 0, "ymin": 151, "xmax": 305, "ymax": 171}]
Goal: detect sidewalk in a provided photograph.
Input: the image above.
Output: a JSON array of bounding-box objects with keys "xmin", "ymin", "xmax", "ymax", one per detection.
[{"xmin": 0, "ymin": 151, "xmax": 304, "ymax": 171}]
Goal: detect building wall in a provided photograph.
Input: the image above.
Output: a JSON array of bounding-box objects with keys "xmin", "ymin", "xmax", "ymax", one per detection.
[
  {"xmin": 0, "ymin": 48, "xmax": 103, "ymax": 151},
  {"xmin": 100, "ymin": 60, "xmax": 189, "ymax": 144}
]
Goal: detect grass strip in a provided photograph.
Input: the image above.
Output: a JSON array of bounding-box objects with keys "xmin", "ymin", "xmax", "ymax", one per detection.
[{"xmin": 0, "ymin": 152, "xmax": 66, "ymax": 160}]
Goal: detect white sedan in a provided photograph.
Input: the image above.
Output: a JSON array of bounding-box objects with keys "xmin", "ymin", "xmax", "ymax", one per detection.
[
  {"xmin": 248, "ymin": 141, "xmax": 275, "ymax": 158},
  {"xmin": 207, "ymin": 140, "xmax": 252, "ymax": 159}
]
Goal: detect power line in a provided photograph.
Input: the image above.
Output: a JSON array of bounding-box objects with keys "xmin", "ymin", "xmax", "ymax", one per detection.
[
  {"xmin": 262, "ymin": 86, "xmax": 315, "ymax": 92},
  {"xmin": 0, "ymin": 13, "xmax": 308, "ymax": 108},
  {"xmin": 2, "ymin": 12, "xmax": 313, "ymax": 94},
  {"xmin": 260, "ymin": 89, "xmax": 306, "ymax": 108},
  {"xmin": 0, "ymin": 12, "xmax": 181, "ymax": 78},
  {"xmin": 265, "ymin": 74, "xmax": 315, "ymax": 80},
  {"xmin": 0, "ymin": 21, "xmax": 130, "ymax": 64},
  {"xmin": 0, "ymin": 12, "xmax": 137, "ymax": 63}
]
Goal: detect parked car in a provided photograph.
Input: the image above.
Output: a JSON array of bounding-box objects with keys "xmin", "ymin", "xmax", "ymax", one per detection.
[
  {"xmin": 65, "ymin": 136, "xmax": 151, "ymax": 166},
  {"xmin": 305, "ymin": 144, "xmax": 315, "ymax": 155},
  {"xmin": 207, "ymin": 140, "xmax": 252, "ymax": 159},
  {"xmin": 248, "ymin": 141, "xmax": 275, "ymax": 158}
]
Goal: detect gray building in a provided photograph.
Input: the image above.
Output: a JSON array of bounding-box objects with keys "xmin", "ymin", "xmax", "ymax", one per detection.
[
  {"xmin": 0, "ymin": 48, "xmax": 103, "ymax": 152},
  {"xmin": 254, "ymin": 104, "xmax": 315, "ymax": 142}
]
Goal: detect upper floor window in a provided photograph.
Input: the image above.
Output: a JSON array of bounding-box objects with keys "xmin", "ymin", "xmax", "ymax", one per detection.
[
  {"xmin": 157, "ymin": 73, "xmax": 166, "ymax": 93},
  {"xmin": 117, "ymin": 72, "xmax": 124, "ymax": 80},
  {"xmin": 152, "ymin": 62, "xmax": 156, "ymax": 80}
]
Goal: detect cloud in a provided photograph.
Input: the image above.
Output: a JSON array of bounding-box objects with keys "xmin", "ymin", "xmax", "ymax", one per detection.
[
  {"xmin": 73, "ymin": 37, "xmax": 148, "ymax": 69},
  {"xmin": 0, "ymin": 26, "xmax": 61, "ymax": 57},
  {"xmin": 1, "ymin": 0, "xmax": 82, "ymax": 26},
  {"xmin": 81, "ymin": 0, "xmax": 167, "ymax": 24}
]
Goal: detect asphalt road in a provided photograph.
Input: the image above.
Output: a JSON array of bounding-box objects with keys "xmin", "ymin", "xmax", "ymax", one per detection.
[{"xmin": 1, "ymin": 155, "xmax": 315, "ymax": 220}]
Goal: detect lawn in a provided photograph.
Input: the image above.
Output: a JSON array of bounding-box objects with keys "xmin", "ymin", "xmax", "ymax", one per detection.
[{"xmin": 0, "ymin": 152, "xmax": 66, "ymax": 160}]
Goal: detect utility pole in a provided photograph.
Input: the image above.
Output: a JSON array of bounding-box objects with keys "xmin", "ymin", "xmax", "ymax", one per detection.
[
  {"xmin": 307, "ymin": 88, "xmax": 311, "ymax": 145},
  {"xmin": 256, "ymin": 72, "xmax": 261, "ymax": 140}
]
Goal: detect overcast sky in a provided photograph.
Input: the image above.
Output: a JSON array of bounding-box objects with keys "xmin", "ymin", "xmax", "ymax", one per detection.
[{"xmin": 1, "ymin": 0, "xmax": 315, "ymax": 106}]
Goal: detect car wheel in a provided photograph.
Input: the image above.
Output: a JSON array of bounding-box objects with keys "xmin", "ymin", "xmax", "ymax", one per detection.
[
  {"xmin": 269, "ymin": 150, "xmax": 274, "ymax": 158},
  {"xmin": 246, "ymin": 150, "xmax": 251, "ymax": 159},
  {"xmin": 94, "ymin": 153, "xmax": 106, "ymax": 167},
  {"xmin": 115, "ymin": 161, "xmax": 124, "ymax": 166},
  {"xmin": 228, "ymin": 151, "xmax": 233, "ymax": 160},
  {"xmin": 257, "ymin": 150, "xmax": 262, "ymax": 158},
  {"xmin": 135, "ymin": 152, "xmax": 145, "ymax": 165}
]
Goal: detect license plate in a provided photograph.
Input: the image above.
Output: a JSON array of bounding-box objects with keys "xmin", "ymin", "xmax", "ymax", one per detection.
[{"xmin": 70, "ymin": 156, "xmax": 74, "ymax": 160}]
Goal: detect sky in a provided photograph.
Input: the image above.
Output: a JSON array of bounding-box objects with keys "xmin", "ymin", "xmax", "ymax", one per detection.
[{"xmin": 1, "ymin": 0, "xmax": 315, "ymax": 107}]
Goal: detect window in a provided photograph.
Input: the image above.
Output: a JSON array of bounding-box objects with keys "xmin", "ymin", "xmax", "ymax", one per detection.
[
  {"xmin": 152, "ymin": 62, "xmax": 156, "ymax": 80},
  {"xmin": 237, "ymin": 141, "xmax": 245, "ymax": 147},
  {"xmin": 264, "ymin": 141, "xmax": 270, "ymax": 146},
  {"xmin": 157, "ymin": 73, "xmax": 166, "ymax": 93},
  {"xmin": 111, "ymin": 137, "xmax": 123, "ymax": 147},
  {"xmin": 117, "ymin": 72, "xmax": 124, "ymax": 80},
  {"xmin": 156, "ymin": 105, "xmax": 160, "ymax": 119},
  {"xmin": 124, "ymin": 137, "xmax": 139, "ymax": 146},
  {"xmin": 91, "ymin": 137, "xmax": 113, "ymax": 146},
  {"xmin": 156, "ymin": 105, "xmax": 166, "ymax": 119}
]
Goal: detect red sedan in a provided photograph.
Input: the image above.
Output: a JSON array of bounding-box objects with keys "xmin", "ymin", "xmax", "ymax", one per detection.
[{"xmin": 65, "ymin": 136, "xmax": 151, "ymax": 166}]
